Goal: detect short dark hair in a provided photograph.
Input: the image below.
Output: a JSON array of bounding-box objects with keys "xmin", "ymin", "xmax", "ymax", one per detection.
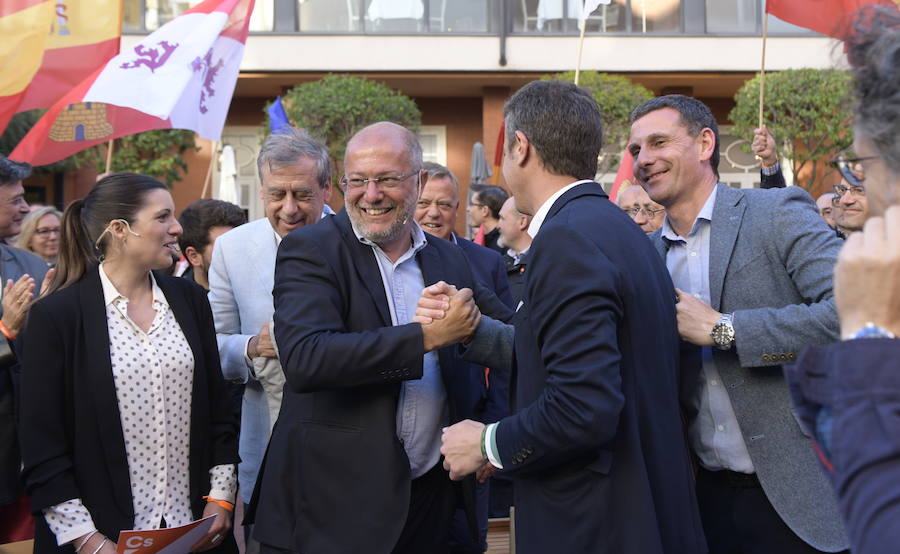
[
  {"xmin": 474, "ymin": 185, "xmax": 508, "ymax": 220},
  {"xmin": 178, "ymin": 198, "xmax": 246, "ymax": 254},
  {"xmin": 0, "ymin": 155, "xmax": 31, "ymax": 186},
  {"xmin": 504, "ymin": 80, "xmax": 604, "ymax": 180},
  {"xmin": 630, "ymin": 94, "xmax": 721, "ymax": 177},
  {"xmin": 847, "ymin": 6, "xmax": 900, "ymax": 174}
]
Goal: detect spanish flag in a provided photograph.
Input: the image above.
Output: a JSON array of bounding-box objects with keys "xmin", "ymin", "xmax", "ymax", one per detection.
[
  {"xmin": 0, "ymin": 0, "xmax": 122, "ymax": 132},
  {"xmin": 11, "ymin": 0, "xmax": 254, "ymax": 166}
]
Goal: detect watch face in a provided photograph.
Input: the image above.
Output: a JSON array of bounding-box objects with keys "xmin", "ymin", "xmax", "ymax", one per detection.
[{"xmin": 712, "ymin": 322, "xmax": 735, "ymax": 347}]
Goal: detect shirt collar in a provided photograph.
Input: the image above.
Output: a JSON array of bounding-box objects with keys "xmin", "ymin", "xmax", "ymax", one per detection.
[
  {"xmin": 661, "ymin": 185, "xmax": 718, "ymax": 242},
  {"xmin": 351, "ymin": 220, "xmax": 429, "ymax": 257},
  {"xmin": 272, "ymin": 205, "xmax": 335, "ymax": 246},
  {"xmin": 527, "ymin": 180, "xmax": 593, "ymax": 239},
  {"xmin": 98, "ymin": 263, "xmax": 168, "ymax": 308}
]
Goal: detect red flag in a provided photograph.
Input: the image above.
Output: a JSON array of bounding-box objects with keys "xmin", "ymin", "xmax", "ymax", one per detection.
[
  {"xmin": 609, "ymin": 150, "xmax": 634, "ymax": 204},
  {"xmin": 765, "ymin": 0, "xmax": 897, "ymax": 39},
  {"xmin": 10, "ymin": 0, "xmax": 254, "ymax": 167},
  {"xmin": 491, "ymin": 121, "xmax": 505, "ymax": 185}
]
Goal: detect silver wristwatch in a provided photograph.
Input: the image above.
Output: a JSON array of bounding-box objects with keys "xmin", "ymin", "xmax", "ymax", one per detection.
[{"xmin": 710, "ymin": 312, "xmax": 735, "ymax": 350}]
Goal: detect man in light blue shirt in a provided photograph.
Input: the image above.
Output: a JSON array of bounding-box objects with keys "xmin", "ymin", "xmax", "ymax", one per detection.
[{"xmin": 629, "ymin": 94, "xmax": 847, "ymax": 553}]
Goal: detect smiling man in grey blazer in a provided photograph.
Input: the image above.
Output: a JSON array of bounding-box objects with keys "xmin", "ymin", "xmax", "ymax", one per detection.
[
  {"xmin": 627, "ymin": 95, "xmax": 848, "ymax": 553},
  {"xmin": 207, "ymin": 128, "xmax": 333, "ymax": 551}
]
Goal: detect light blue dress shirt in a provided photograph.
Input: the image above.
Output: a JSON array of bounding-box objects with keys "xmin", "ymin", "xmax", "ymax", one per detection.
[
  {"xmin": 661, "ymin": 186, "xmax": 755, "ymax": 474},
  {"xmin": 353, "ymin": 222, "xmax": 448, "ymax": 479}
]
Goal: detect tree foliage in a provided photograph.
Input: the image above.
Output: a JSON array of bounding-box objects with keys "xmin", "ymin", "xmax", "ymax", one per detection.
[
  {"xmin": 267, "ymin": 74, "xmax": 422, "ymax": 178},
  {"xmin": 76, "ymin": 129, "xmax": 198, "ymax": 185},
  {"xmin": 0, "ymin": 110, "xmax": 75, "ymax": 174},
  {"xmin": 729, "ymin": 68, "xmax": 854, "ymax": 191},
  {"xmin": 1, "ymin": 111, "xmax": 197, "ymax": 184},
  {"xmin": 543, "ymin": 71, "xmax": 654, "ymax": 177}
]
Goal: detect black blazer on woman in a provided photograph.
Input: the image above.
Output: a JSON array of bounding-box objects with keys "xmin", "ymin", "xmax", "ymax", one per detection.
[{"xmin": 18, "ymin": 265, "xmax": 239, "ymax": 553}]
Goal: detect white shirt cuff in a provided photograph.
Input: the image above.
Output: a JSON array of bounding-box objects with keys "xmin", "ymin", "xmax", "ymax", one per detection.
[
  {"xmin": 43, "ymin": 498, "xmax": 97, "ymax": 546},
  {"xmin": 484, "ymin": 423, "xmax": 504, "ymax": 469},
  {"xmin": 208, "ymin": 464, "xmax": 237, "ymax": 504}
]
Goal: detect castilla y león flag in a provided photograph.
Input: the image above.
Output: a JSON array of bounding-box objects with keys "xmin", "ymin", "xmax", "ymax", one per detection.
[
  {"xmin": 10, "ymin": 0, "xmax": 254, "ymax": 167},
  {"xmin": 766, "ymin": 0, "xmax": 898, "ymax": 39},
  {"xmin": 0, "ymin": 0, "xmax": 122, "ymax": 133}
]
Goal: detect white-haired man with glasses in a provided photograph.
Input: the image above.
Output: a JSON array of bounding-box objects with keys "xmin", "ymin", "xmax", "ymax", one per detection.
[
  {"xmin": 251, "ymin": 122, "xmax": 512, "ymax": 554},
  {"xmin": 616, "ymin": 184, "xmax": 666, "ymax": 234}
]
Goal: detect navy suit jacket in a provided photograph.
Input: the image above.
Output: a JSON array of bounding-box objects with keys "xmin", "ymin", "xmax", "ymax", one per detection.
[
  {"xmin": 455, "ymin": 236, "xmax": 513, "ymax": 308},
  {"xmin": 454, "ymin": 236, "xmax": 512, "ymax": 425},
  {"xmin": 253, "ymin": 211, "xmax": 512, "ymax": 554},
  {"xmin": 788, "ymin": 340, "xmax": 900, "ymax": 554},
  {"xmin": 495, "ymin": 182, "xmax": 706, "ymax": 553}
]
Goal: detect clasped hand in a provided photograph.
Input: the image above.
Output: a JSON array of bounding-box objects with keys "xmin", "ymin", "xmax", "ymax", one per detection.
[{"xmin": 417, "ymin": 281, "xmax": 481, "ymax": 352}]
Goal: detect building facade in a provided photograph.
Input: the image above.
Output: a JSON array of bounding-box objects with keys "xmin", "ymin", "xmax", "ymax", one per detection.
[{"xmin": 30, "ymin": 0, "xmax": 841, "ymax": 234}]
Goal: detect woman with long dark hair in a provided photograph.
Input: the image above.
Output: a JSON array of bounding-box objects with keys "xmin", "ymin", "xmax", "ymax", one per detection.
[{"xmin": 19, "ymin": 173, "xmax": 238, "ymax": 554}]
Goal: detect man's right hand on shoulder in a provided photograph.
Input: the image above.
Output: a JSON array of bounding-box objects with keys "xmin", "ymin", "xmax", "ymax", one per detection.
[
  {"xmin": 420, "ymin": 281, "xmax": 481, "ymax": 352},
  {"xmin": 248, "ymin": 321, "xmax": 278, "ymax": 359}
]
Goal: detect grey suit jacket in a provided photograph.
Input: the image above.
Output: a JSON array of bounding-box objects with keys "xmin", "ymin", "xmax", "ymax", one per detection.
[
  {"xmin": 652, "ymin": 183, "xmax": 848, "ymax": 552},
  {"xmin": 0, "ymin": 244, "xmax": 48, "ymax": 319},
  {"xmin": 208, "ymin": 217, "xmax": 284, "ymax": 505}
]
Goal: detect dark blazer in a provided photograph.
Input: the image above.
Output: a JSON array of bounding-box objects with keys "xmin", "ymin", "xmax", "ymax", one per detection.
[
  {"xmin": 455, "ymin": 236, "xmax": 513, "ymax": 309},
  {"xmin": 252, "ymin": 210, "xmax": 511, "ymax": 554},
  {"xmin": 454, "ymin": 236, "xmax": 512, "ymax": 425},
  {"xmin": 504, "ymin": 250, "xmax": 528, "ymax": 306},
  {"xmin": 495, "ymin": 182, "xmax": 706, "ymax": 553},
  {"xmin": 760, "ymin": 165, "xmax": 786, "ymax": 189},
  {"xmin": 18, "ymin": 266, "xmax": 239, "ymax": 553},
  {"xmin": 0, "ymin": 245, "xmax": 48, "ymax": 504},
  {"xmin": 788, "ymin": 340, "xmax": 900, "ymax": 554}
]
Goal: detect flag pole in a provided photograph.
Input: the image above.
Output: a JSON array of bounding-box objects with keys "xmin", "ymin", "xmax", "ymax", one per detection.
[
  {"xmin": 104, "ymin": 139, "xmax": 114, "ymax": 174},
  {"xmin": 758, "ymin": 12, "xmax": 768, "ymax": 130},
  {"xmin": 575, "ymin": 21, "xmax": 588, "ymax": 86},
  {"xmin": 201, "ymin": 140, "xmax": 217, "ymax": 199}
]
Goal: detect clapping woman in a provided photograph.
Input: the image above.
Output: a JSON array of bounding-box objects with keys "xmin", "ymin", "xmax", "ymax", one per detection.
[{"xmin": 19, "ymin": 173, "xmax": 239, "ymax": 554}]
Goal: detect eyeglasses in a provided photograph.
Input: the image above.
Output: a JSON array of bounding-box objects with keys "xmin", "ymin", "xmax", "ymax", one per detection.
[
  {"xmin": 624, "ymin": 207, "xmax": 666, "ymax": 219},
  {"xmin": 833, "ymin": 183, "xmax": 866, "ymax": 198},
  {"xmin": 829, "ymin": 155, "xmax": 877, "ymax": 187},
  {"xmin": 342, "ymin": 171, "xmax": 419, "ymax": 190},
  {"xmin": 34, "ymin": 227, "xmax": 61, "ymax": 236}
]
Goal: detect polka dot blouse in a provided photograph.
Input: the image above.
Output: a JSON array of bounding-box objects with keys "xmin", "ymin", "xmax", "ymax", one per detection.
[{"xmin": 43, "ymin": 266, "xmax": 236, "ymax": 545}]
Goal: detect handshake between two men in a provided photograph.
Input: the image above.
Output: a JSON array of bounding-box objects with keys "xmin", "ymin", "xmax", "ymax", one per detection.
[{"xmin": 415, "ymin": 281, "xmax": 501, "ymax": 484}]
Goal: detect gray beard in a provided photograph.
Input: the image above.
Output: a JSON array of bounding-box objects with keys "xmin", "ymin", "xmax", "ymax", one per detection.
[{"xmin": 349, "ymin": 193, "xmax": 417, "ymax": 246}]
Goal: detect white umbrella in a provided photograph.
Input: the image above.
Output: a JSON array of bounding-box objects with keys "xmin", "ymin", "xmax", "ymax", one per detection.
[{"xmin": 216, "ymin": 144, "xmax": 239, "ymax": 204}]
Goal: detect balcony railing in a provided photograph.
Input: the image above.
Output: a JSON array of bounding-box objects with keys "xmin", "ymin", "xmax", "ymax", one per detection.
[{"xmin": 124, "ymin": 0, "xmax": 816, "ymax": 37}]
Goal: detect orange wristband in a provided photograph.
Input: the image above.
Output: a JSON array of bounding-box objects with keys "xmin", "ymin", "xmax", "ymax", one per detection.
[
  {"xmin": 202, "ymin": 496, "xmax": 234, "ymax": 512},
  {"xmin": 0, "ymin": 321, "xmax": 16, "ymax": 341}
]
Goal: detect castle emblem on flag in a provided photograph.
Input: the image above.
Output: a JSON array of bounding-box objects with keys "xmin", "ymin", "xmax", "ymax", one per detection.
[
  {"xmin": 120, "ymin": 42, "xmax": 180, "ymax": 73},
  {"xmin": 191, "ymin": 49, "xmax": 225, "ymax": 114},
  {"xmin": 49, "ymin": 102, "xmax": 114, "ymax": 143}
]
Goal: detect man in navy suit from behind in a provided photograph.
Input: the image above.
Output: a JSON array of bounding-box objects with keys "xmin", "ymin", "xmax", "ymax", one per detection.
[{"xmin": 434, "ymin": 80, "xmax": 706, "ymax": 553}]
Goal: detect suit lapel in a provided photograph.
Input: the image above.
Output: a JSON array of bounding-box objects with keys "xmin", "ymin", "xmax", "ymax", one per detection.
[
  {"xmin": 708, "ymin": 184, "xmax": 746, "ymax": 311},
  {"xmin": 416, "ymin": 236, "xmax": 440, "ymax": 287},
  {"xmin": 247, "ymin": 220, "xmax": 277, "ymax": 294},
  {"xmin": 334, "ymin": 210, "xmax": 391, "ymax": 326},
  {"xmin": 79, "ymin": 266, "xmax": 133, "ymax": 516}
]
